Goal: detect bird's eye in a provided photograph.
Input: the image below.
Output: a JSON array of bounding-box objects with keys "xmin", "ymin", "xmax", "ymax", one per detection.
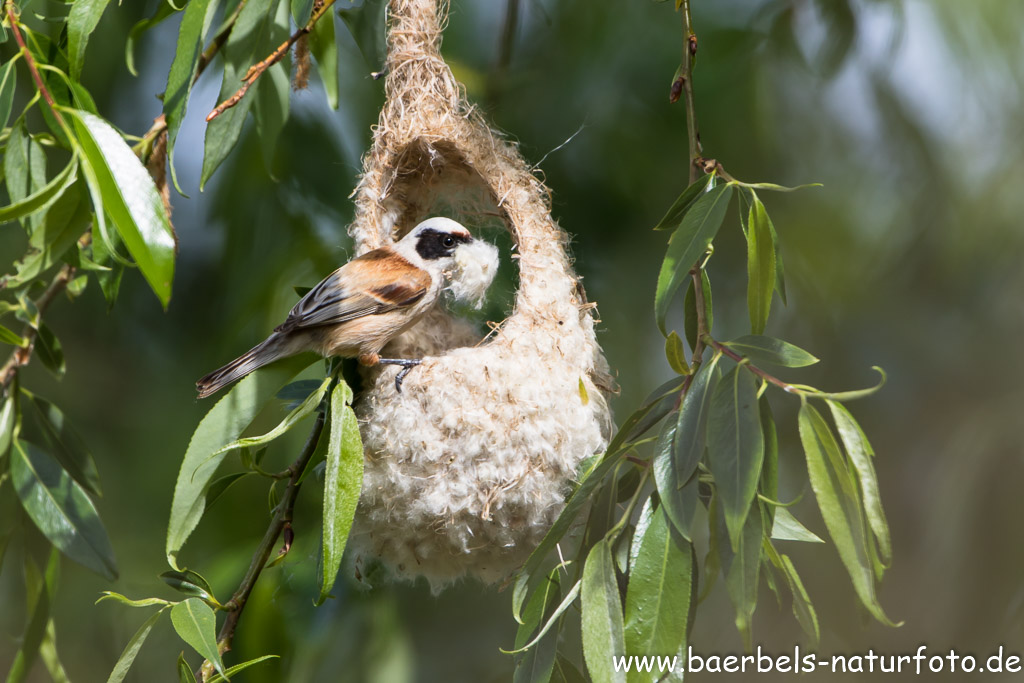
[{"xmin": 442, "ymin": 235, "xmax": 456, "ymax": 248}]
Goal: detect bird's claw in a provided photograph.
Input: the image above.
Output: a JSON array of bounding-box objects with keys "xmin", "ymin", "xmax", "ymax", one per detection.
[{"xmin": 377, "ymin": 358, "xmax": 422, "ymax": 393}]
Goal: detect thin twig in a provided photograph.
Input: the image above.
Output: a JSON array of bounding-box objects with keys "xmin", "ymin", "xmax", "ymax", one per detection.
[
  {"xmin": 198, "ymin": 411, "xmax": 327, "ymax": 681},
  {"xmin": 206, "ymin": 0, "xmax": 337, "ymax": 122},
  {"xmin": 5, "ymin": 2, "xmax": 66, "ymax": 130},
  {"xmin": 704, "ymin": 336, "xmax": 798, "ymax": 394},
  {"xmin": 0, "ymin": 265, "xmax": 76, "ymax": 393},
  {"xmin": 680, "ymin": 0, "xmax": 700, "ymax": 184}
]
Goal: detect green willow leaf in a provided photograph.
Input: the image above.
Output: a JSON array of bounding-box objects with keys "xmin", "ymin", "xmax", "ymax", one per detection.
[
  {"xmin": 291, "ymin": 0, "xmax": 314, "ymax": 26},
  {"xmin": 4, "ymin": 120, "xmax": 30, "ymax": 226},
  {"xmin": 177, "ymin": 652, "xmax": 198, "ymax": 683},
  {"xmin": 339, "ymin": 0, "xmax": 388, "ymax": 75},
  {"xmin": 0, "ymin": 57, "xmax": 16, "ymax": 131},
  {"xmin": 67, "ymin": 109, "xmax": 177, "ymax": 308},
  {"xmin": 828, "ymin": 401, "xmax": 891, "ymax": 565},
  {"xmin": 105, "ymin": 607, "xmax": 168, "ymax": 683},
  {"xmin": 35, "ymin": 322, "xmax": 65, "ymax": 379},
  {"xmin": 11, "ymin": 440, "xmax": 117, "ymax": 580},
  {"xmin": 160, "ymin": 569, "xmax": 219, "ymax": 604},
  {"xmin": 673, "ymin": 353, "xmax": 720, "ymax": 490},
  {"xmin": 203, "ymin": 471, "xmax": 252, "ymax": 509},
  {"xmin": 655, "ymin": 183, "xmax": 732, "ymax": 336},
  {"xmin": 724, "ymin": 334, "xmax": 818, "ymax": 368},
  {"xmin": 653, "ymin": 415, "xmax": 696, "ymax": 542},
  {"xmin": 798, "ymin": 403, "xmax": 897, "ymax": 626},
  {"xmin": 770, "ymin": 507, "xmax": 824, "ymax": 543},
  {"xmin": 0, "ymin": 153, "xmax": 77, "ymax": 224},
  {"xmin": 201, "ymin": 0, "xmax": 277, "ymax": 189},
  {"xmin": 653, "ymin": 173, "xmax": 713, "ymax": 231},
  {"xmin": 126, "ymin": 1, "xmax": 180, "ymax": 77},
  {"xmin": 208, "ymin": 375, "xmax": 330, "ymax": 458},
  {"xmin": 505, "ymin": 575, "xmax": 580, "ymax": 656},
  {"xmin": 206, "ymin": 655, "xmax": 281, "ymax": 683},
  {"xmin": 746, "ymin": 196, "xmax": 775, "ymax": 334},
  {"xmin": 804, "ymin": 367, "xmax": 887, "ymax": 402},
  {"xmin": 5, "ymin": 182, "xmax": 92, "ymax": 289},
  {"xmin": 170, "ymin": 598, "xmax": 225, "ymax": 677},
  {"xmin": 164, "ymin": 0, "xmax": 220, "ymax": 194},
  {"xmin": 6, "ymin": 550, "xmax": 58, "ymax": 683},
  {"xmin": 779, "ymin": 553, "xmax": 819, "ymax": 644},
  {"xmin": 309, "ymin": 6, "xmax": 339, "ymax": 108},
  {"xmin": 683, "ymin": 268, "xmax": 712, "ymax": 353},
  {"xmin": 96, "ymin": 592, "xmax": 171, "ymax": 609},
  {"xmin": 718, "ymin": 501, "xmax": 762, "ymax": 650},
  {"xmin": 22, "ymin": 390, "xmax": 102, "ymax": 497},
  {"xmin": 759, "ymin": 398, "xmax": 778, "ymax": 526},
  {"xmin": 707, "ymin": 366, "xmax": 763, "ymax": 551},
  {"xmin": 624, "ymin": 506, "xmax": 691, "ymax": 677},
  {"xmin": 737, "ymin": 181, "xmax": 822, "ymax": 193},
  {"xmin": 512, "ymin": 572, "xmax": 560, "ymax": 683},
  {"xmin": 581, "ymin": 539, "xmax": 626, "ymax": 683},
  {"xmin": 0, "ymin": 324, "xmax": 24, "ymax": 346},
  {"xmin": 166, "ymin": 354, "xmax": 315, "ymax": 569},
  {"xmin": 254, "ymin": 1, "xmax": 291, "ymax": 175},
  {"xmin": 664, "ymin": 331, "xmax": 689, "ymax": 375},
  {"xmin": 317, "ymin": 379, "xmax": 363, "ymax": 606},
  {"xmin": 67, "ymin": 0, "xmax": 113, "ymax": 81}
]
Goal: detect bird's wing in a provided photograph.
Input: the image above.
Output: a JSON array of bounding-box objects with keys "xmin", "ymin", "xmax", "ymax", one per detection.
[{"xmin": 276, "ymin": 248, "xmax": 430, "ymax": 332}]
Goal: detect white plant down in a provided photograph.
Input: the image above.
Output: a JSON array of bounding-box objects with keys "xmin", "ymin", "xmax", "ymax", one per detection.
[{"xmin": 445, "ymin": 239, "xmax": 500, "ymax": 309}]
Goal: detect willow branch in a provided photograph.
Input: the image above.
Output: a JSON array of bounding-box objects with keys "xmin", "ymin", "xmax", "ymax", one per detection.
[
  {"xmin": 198, "ymin": 411, "xmax": 326, "ymax": 681},
  {"xmin": 704, "ymin": 336, "xmax": 798, "ymax": 394},
  {"xmin": 5, "ymin": 2, "xmax": 66, "ymax": 130},
  {"xmin": 206, "ymin": 0, "xmax": 337, "ymax": 122},
  {"xmin": 680, "ymin": 0, "xmax": 700, "ymax": 184},
  {"xmin": 0, "ymin": 265, "xmax": 76, "ymax": 393}
]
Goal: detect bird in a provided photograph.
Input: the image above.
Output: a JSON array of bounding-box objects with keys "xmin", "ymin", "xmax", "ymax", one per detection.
[{"xmin": 196, "ymin": 217, "xmax": 477, "ymax": 399}]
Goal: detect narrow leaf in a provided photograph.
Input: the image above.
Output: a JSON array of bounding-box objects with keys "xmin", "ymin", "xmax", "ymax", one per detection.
[
  {"xmin": 718, "ymin": 500, "xmax": 762, "ymax": 649},
  {"xmin": 67, "ymin": 0, "xmax": 113, "ymax": 80},
  {"xmin": 11, "ymin": 440, "xmax": 117, "ymax": 580},
  {"xmin": 35, "ymin": 322, "xmax": 65, "ymax": 379},
  {"xmin": 201, "ymin": 0, "xmax": 277, "ymax": 188},
  {"xmin": 652, "ymin": 173, "xmax": 713, "ymax": 231},
  {"xmin": 339, "ymin": 0, "xmax": 388, "ymax": 75},
  {"xmin": 683, "ymin": 269, "xmax": 712, "ymax": 353},
  {"xmin": 291, "ymin": 0, "xmax": 314, "ymax": 26},
  {"xmin": 746, "ymin": 196, "xmax": 775, "ymax": 334},
  {"xmin": 828, "ymin": 401, "xmax": 891, "ymax": 565},
  {"xmin": 0, "ymin": 57, "xmax": 16, "ymax": 131},
  {"xmin": 581, "ymin": 539, "xmax": 626, "ymax": 683},
  {"xmin": 209, "ymin": 376, "xmax": 330, "ymax": 458},
  {"xmin": 22, "ymin": 391, "xmax": 102, "ymax": 497},
  {"xmin": 724, "ymin": 335, "xmax": 818, "ymax": 368},
  {"xmin": 799, "ymin": 404, "xmax": 896, "ymax": 625},
  {"xmin": 653, "ymin": 416, "xmax": 695, "ymax": 542},
  {"xmin": 624, "ymin": 506, "xmax": 691, "ymax": 675},
  {"xmin": 204, "ymin": 472, "xmax": 252, "ymax": 509},
  {"xmin": 317, "ymin": 379, "xmax": 363, "ymax": 605},
  {"xmin": 126, "ymin": 1, "xmax": 180, "ymax": 77},
  {"xmin": 177, "ymin": 652, "xmax": 198, "ymax": 683},
  {"xmin": 96, "ymin": 592, "xmax": 171, "ymax": 609},
  {"xmin": 779, "ymin": 553, "xmax": 819, "ymax": 644},
  {"xmin": 664, "ymin": 331, "xmax": 689, "ymax": 375},
  {"xmin": 167, "ymin": 355, "xmax": 315, "ymax": 568},
  {"xmin": 673, "ymin": 353, "xmax": 720, "ymax": 491},
  {"xmin": 807, "ymin": 367, "xmax": 887, "ymax": 402},
  {"xmin": 706, "ymin": 366, "xmax": 763, "ymax": 550},
  {"xmin": 309, "ymin": 6, "xmax": 339, "ymax": 108},
  {"xmin": 160, "ymin": 569, "xmax": 218, "ymax": 604},
  {"xmin": 770, "ymin": 507, "xmax": 824, "ymax": 543},
  {"xmin": 655, "ymin": 183, "xmax": 732, "ymax": 336},
  {"xmin": 0, "ymin": 152, "xmax": 77, "ymax": 225},
  {"xmin": 105, "ymin": 607, "xmax": 168, "ymax": 683},
  {"xmin": 170, "ymin": 598, "xmax": 225, "ymax": 677},
  {"xmin": 164, "ymin": 0, "xmax": 220, "ymax": 194},
  {"xmin": 206, "ymin": 655, "xmax": 281, "ymax": 683},
  {"xmin": 67, "ymin": 109, "xmax": 177, "ymax": 308}
]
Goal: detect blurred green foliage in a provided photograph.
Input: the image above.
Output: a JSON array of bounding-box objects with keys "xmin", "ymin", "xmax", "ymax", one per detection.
[{"xmin": 0, "ymin": 0, "xmax": 1023, "ymax": 680}]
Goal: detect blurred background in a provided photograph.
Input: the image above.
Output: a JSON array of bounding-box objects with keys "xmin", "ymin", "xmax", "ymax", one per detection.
[{"xmin": 2, "ymin": 0, "xmax": 1023, "ymax": 680}]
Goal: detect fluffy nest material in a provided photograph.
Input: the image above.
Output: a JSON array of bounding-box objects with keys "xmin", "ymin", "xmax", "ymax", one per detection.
[{"xmin": 348, "ymin": 0, "xmax": 615, "ymax": 590}]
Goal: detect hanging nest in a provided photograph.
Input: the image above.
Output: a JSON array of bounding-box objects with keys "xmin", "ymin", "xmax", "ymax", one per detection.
[{"xmin": 349, "ymin": 0, "xmax": 614, "ymax": 589}]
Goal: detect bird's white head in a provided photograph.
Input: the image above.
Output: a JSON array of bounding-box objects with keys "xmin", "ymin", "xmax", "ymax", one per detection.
[{"xmin": 395, "ymin": 217, "xmax": 475, "ymax": 274}]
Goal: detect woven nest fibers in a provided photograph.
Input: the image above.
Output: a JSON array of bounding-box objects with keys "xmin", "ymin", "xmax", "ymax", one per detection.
[{"xmin": 347, "ymin": 140, "xmax": 614, "ymax": 590}]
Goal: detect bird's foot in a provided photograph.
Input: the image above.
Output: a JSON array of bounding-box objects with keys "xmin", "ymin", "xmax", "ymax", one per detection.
[{"xmin": 377, "ymin": 358, "xmax": 422, "ymax": 393}]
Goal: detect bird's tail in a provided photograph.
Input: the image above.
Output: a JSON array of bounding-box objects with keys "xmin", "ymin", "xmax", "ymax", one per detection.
[{"xmin": 196, "ymin": 334, "xmax": 292, "ymax": 399}]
